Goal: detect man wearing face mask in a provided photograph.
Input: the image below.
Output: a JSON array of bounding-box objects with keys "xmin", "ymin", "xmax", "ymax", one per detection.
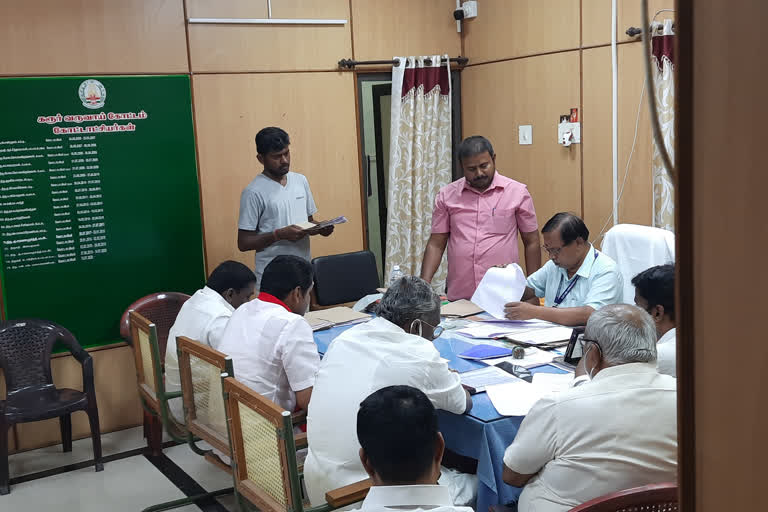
[
  {"xmin": 237, "ymin": 127, "xmax": 334, "ymax": 290},
  {"xmin": 304, "ymin": 276, "xmax": 475, "ymax": 508},
  {"xmin": 421, "ymin": 136, "xmax": 541, "ymax": 300},
  {"xmin": 218, "ymin": 255, "xmax": 319, "ymax": 414},
  {"xmin": 502, "ymin": 305, "xmax": 677, "ymax": 512},
  {"xmin": 504, "ymin": 212, "xmax": 623, "ymax": 326}
]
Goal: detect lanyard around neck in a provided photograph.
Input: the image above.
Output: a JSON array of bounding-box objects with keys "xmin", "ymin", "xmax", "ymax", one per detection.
[{"xmin": 553, "ymin": 250, "xmax": 598, "ymax": 308}]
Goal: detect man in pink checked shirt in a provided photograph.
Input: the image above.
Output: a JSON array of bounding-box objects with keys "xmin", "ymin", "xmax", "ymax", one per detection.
[{"xmin": 420, "ymin": 136, "xmax": 542, "ymax": 301}]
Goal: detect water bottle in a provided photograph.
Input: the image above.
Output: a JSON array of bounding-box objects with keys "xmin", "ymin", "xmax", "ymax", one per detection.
[{"xmin": 389, "ymin": 265, "xmax": 405, "ymax": 287}]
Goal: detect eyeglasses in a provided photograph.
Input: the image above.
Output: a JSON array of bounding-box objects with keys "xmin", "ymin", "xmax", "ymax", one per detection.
[
  {"xmin": 577, "ymin": 334, "xmax": 602, "ymax": 354},
  {"xmin": 543, "ymin": 240, "xmax": 573, "ymax": 257},
  {"xmin": 410, "ymin": 319, "xmax": 444, "ymax": 341}
]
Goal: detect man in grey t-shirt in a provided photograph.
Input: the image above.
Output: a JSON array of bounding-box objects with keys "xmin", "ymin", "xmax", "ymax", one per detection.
[{"xmin": 237, "ymin": 127, "xmax": 334, "ymax": 289}]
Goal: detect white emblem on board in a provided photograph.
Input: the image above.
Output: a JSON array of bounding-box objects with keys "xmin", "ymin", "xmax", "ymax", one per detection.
[{"xmin": 78, "ymin": 79, "xmax": 106, "ymax": 109}]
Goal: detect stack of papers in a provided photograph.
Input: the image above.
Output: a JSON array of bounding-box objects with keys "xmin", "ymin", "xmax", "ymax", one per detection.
[
  {"xmin": 485, "ymin": 371, "xmax": 575, "ymax": 416},
  {"xmin": 455, "ymin": 321, "xmax": 574, "ymax": 346},
  {"xmin": 459, "ymin": 366, "xmax": 522, "ymax": 393},
  {"xmin": 470, "ymin": 264, "xmax": 528, "ymax": 319},
  {"xmin": 441, "ymin": 299, "xmax": 484, "ymax": 318},
  {"xmin": 304, "ymin": 307, "xmax": 370, "ymax": 331}
]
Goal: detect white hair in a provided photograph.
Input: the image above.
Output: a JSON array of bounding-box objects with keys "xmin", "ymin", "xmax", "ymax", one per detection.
[
  {"xmin": 584, "ymin": 304, "xmax": 658, "ymax": 365},
  {"xmin": 375, "ymin": 276, "xmax": 440, "ymax": 329}
]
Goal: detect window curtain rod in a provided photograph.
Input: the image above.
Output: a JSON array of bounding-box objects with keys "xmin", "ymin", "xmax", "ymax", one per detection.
[{"xmin": 338, "ymin": 57, "xmax": 468, "ymax": 69}]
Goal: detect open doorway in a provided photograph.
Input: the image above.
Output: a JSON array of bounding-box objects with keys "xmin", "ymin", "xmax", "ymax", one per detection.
[{"xmin": 357, "ymin": 72, "xmax": 462, "ymax": 284}]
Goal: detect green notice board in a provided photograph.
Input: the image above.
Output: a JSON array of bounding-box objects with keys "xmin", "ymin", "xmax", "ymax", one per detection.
[{"xmin": 0, "ymin": 75, "xmax": 205, "ymax": 349}]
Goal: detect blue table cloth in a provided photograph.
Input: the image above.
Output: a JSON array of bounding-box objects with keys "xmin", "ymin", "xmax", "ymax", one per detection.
[{"xmin": 313, "ymin": 323, "xmax": 567, "ymax": 512}]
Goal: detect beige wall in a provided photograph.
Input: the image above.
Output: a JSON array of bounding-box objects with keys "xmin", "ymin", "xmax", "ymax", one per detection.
[{"xmin": 461, "ymin": 0, "xmax": 671, "ymax": 267}]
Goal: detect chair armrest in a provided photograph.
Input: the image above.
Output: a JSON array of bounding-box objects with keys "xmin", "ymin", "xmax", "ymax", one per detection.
[
  {"xmin": 164, "ymin": 390, "xmax": 183, "ymax": 400},
  {"xmin": 325, "ymin": 479, "xmax": 371, "ymax": 508},
  {"xmin": 292, "ymin": 409, "xmax": 307, "ymax": 425},
  {"xmin": 294, "ymin": 432, "xmax": 308, "ymax": 449}
]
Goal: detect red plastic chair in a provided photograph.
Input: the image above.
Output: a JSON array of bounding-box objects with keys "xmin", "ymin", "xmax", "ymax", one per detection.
[
  {"xmin": 120, "ymin": 292, "xmax": 190, "ymax": 455},
  {"xmin": 488, "ymin": 483, "xmax": 677, "ymax": 512},
  {"xmin": 568, "ymin": 482, "xmax": 678, "ymax": 512}
]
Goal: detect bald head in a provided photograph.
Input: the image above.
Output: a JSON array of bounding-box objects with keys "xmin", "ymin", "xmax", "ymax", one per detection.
[{"xmin": 585, "ymin": 304, "xmax": 657, "ymax": 365}]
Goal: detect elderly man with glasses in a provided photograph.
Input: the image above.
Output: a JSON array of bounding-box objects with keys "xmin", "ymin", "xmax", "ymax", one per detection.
[
  {"xmin": 304, "ymin": 276, "xmax": 476, "ymax": 509},
  {"xmin": 501, "ymin": 304, "xmax": 678, "ymax": 512},
  {"xmin": 504, "ymin": 212, "xmax": 623, "ymax": 326}
]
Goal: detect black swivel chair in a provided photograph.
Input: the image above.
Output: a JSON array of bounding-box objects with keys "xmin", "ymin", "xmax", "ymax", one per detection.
[{"xmin": 311, "ymin": 251, "xmax": 381, "ymax": 308}]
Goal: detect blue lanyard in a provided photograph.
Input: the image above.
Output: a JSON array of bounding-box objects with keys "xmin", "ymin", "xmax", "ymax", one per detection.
[{"xmin": 553, "ymin": 250, "xmax": 598, "ymax": 308}]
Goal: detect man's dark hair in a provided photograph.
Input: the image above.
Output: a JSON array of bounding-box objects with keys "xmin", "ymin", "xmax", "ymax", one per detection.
[
  {"xmin": 457, "ymin": 135, "xmax": 495, "ymax": 163},
  {"xmin": 357, "ymin": 385, "xmax": 439, "ymax": 483},
  {"xmin": 631, "ymin": 264, "xmax": 675, "ymax": 321},
  {"xmin": 541, "ymin": 212, "xmax": 590, "ymax": 245},
  {"xmin": 206, "ymin": 260, "xmax": 256, "ymax": 294},
  {"xmin": 255, "ymin": 127, "xmax": 290, "ymax": 155},
  {"xmin": 260, "ymin": 255, "xmax": 313, "ymax": 300}
]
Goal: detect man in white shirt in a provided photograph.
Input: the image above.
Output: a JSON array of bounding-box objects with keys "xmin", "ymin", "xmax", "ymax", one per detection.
[
  {"xmin": 504, "ymin": 213, "xmax": 623, "ymax": 326},
  {"xmin": 218, "ymin": 254, "xmax": 319, "ymax": 413},
  {"xmin": 502, "ymin": 304, "xmax": 677, "ymax": 512},
  {"xmin": 305, "ymin": 277, "xmax": 475, "ymax": 507},
  {"xmin": 632, "ymin": 264, "xmax": 676, "ymax": 377},
  {"xmin": 165, "ymin": 260, "xmax": 256, "ymax": 422},
  {"xmin": 237, "ymin": 127, "xmax": 334, "ymax": 290},
  {"xmin": 355, "ymin": 385, "xmax": 474, "ymax": 512}
]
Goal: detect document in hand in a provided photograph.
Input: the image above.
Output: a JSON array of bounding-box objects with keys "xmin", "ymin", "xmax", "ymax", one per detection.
[
  {"xmin": 470, "ymin": 264, "xmax": 528, "ymax": 319},
  {"xmin": 295, "ymin": 216, "xmax": 348, "ymax": 231},
  {"xmin": 303, "ymin": 307, "xmax": 370, "ymax": 331}
]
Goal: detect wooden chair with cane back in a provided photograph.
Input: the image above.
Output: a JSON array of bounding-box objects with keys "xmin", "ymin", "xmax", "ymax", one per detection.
[
  {"xmin": 139, "ymin": 335, "xmax": 237, "ymax": 512},
  {"xmin": 221, "ymin": 375, "xmax": 371, "ymax": 512},
  {"xmin": 129, "ymin": 311, "xmax": 186, "ymax": 446}
]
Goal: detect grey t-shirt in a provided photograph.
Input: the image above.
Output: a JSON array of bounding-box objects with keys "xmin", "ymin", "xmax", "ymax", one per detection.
[{"xmin": 238, "ymin": 172, "xmax": 318, "ymax": 287}]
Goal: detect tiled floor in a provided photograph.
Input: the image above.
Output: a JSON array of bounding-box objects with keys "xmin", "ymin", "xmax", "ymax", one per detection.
[{"xmin": 5, "ymin": 427, "xmax": 238, "ymax": 511}]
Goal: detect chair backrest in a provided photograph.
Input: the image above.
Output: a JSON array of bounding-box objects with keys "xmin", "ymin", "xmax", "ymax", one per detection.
[
  {"xmin": 129, "ymin": 311, "xmax": 164, "ymax": 415},
  {"xmin": 177, "ymin": 336, "xmax": 233, "ymax": 456},
  {"xmin": 312, "ymin": 250, "xmax": 380, "ymax": 306},
  {"xmin": 601, "ymin": 224, "xmax": 675, "ymax": 303},
  {"xmin": 223, "ymin": 376, "xmax": 303, "ymax": 512},
  {"xmin": 0, "ymin": 319, "xmax": 79, "ymax": 394},
  {"xmin": 568, "ymin": 482, "xmax": 678, "ymax": 512},
  {"xmin": 120, "ymin": 292, "xmax": 191, "ymax": 357}
]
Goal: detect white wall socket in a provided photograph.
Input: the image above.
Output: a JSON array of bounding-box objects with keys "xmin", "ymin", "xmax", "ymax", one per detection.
[{"xmin": 519, "ymin": 125, "xmax": 533, "ymax": 145}]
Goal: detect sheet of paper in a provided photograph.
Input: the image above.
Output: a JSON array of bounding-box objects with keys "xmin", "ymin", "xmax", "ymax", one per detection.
[
  {"xmin": 485, "ymin": 380, "xmax": 548, "ymax": 416},
  {"xmin": 441, "ymin": 299, "xmax": 484, "ymax": 318},
  {"xmin": 455, "ymin": 322, "xmax": 548, "ymax": 339},
  {"xmin": 459, "ymin": 366, "xmax": 521, "ymax": 392},
  {"xmin": 509, "ymin": 326, "xmax": 575, "ymax": 345},
  {"xmin": 483, "ymin": 347, "xmax": 556, "ymax": 368},
  {"xmin": 470, "ymin": 264, "xmax": 528, "ymax": 319}
]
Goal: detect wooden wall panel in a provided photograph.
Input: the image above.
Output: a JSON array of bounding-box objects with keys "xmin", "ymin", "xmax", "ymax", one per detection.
[
  {"xmin": 581, "ymin": 46, "xmax": 613, "ymax": 236},
  {"xmin": 463, "ymin": 0, "xmax": 579, "ymax": 64},
  {"xmin": 0, "ymin": 0, "xmax": 188, "ymax": 76},
  {"xmin": 616, "ymin": 43, "xmax": 653, "ymax": 226},
  {"xmin": 193, "ymin": 73, "xmax": 364, "ymax": 275},
  {"xmin": 462, "ymin": 51, "xmax": 582, "ymax": 267},
  {"xmin": 679, "ymin": 2, "xmax": 768, "ymax": 509},
  {"xmin": 582, "ymin": 0, "xmax": 612, "ymax": 47},
  {"xmin": 14, "ymin": 346, "xmax": 142, "ymax": 452},
  {"xmin": 187, "ymin": 0, "xmax": 351, "ymax": 72},
  {"xmin": 351, "ymin": 0, "xmax": 461, "ymax": 61}
]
